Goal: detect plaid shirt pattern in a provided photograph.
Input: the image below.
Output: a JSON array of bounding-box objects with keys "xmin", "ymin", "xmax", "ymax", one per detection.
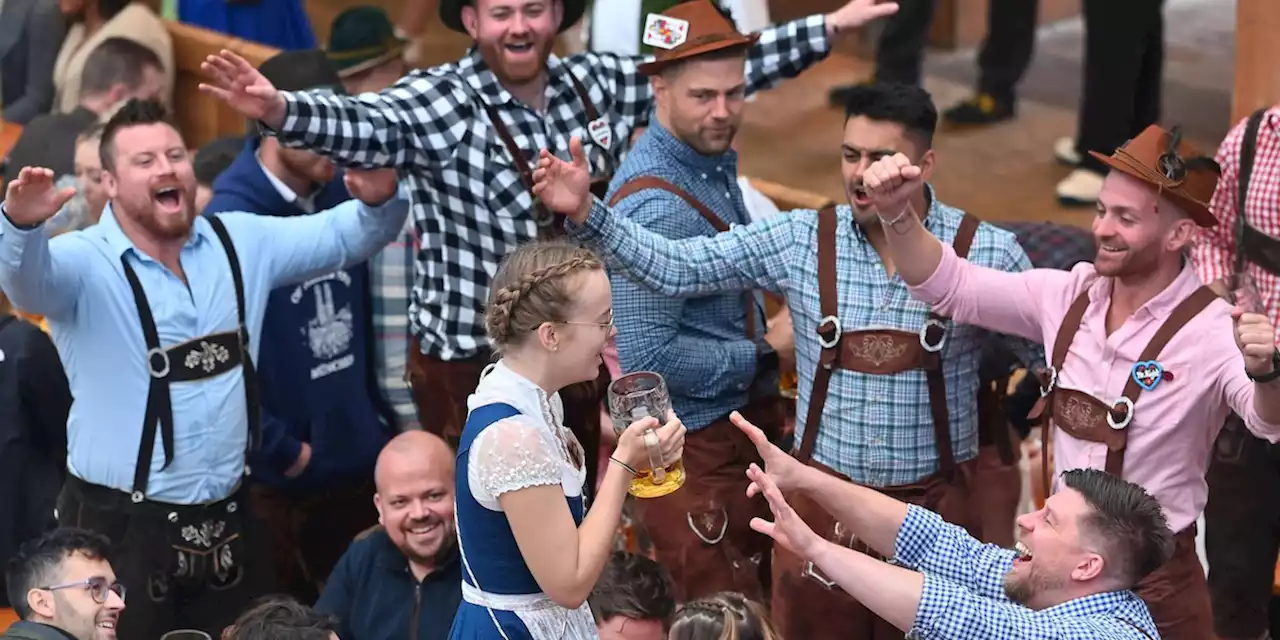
[
  {"xmin": 894, "ymin": 506, "xmax": 1158, "ymax": 639},
  {"xmin": 571, "ymin": 189, "xmax": 1046, "ymax": 487},
  {"xmin": 271, "ymin": 17, "xmax": 832, "ymax": 361},
  {"xmin": 1192, "ymin": 106, "xmax": 1280, "ymax": 344},
  {"xmin": 370, "ymin": 215, "xmax": 421, "ymax": 430},
  {"xmin": 608, "ymin": 122, "xmax": 762, "ymax": 431}
]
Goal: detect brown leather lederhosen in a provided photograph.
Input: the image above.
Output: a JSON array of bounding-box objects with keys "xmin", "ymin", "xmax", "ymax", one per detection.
[
  {"xmin": 1033, "ymin": 286, "xmax": 1218, "ymax": 640},
  {"xmin": 771, "ymin": 207, "xmax": 980, "ymax": 640},
  {"xmin": 606, "ymin": 176, "xmax": 784, "ymax": 602}
]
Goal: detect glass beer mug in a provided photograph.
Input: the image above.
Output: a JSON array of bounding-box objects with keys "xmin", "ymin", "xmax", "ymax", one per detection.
[
  {"xmin": 1229, "ymin": 272, "xmax": 1264, "ymax": 314},
  {"xmin": 607, "ymin": 371, "xmax": 685, "ymax": 498}
]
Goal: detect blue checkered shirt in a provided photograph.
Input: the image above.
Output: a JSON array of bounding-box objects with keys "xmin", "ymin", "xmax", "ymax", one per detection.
[
  {"xmin": 894, "ymin": 506, "xmax": 1158, "ymax": 639},
  {"xmin": 569, "ymin": 192, "xmax": 1045, "ymax": 486},
  {"xmin": 369, "ymin": 215, "xmax": 420, "ymax": 431},
  {"xmin": 268, "ymin": 16, "xmax": 832, "ymax": 362},
  {"xmin": 606, "ymin": 121, "xmax": 762, "ymax": 430}
]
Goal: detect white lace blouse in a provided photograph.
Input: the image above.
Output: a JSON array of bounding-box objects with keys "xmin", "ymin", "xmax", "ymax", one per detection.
[{"xmin": 466, "ymin": 361, "xmax": 588, "ymax": 510}]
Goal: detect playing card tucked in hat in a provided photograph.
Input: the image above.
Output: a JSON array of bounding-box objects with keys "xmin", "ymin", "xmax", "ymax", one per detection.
[
  {"xmin": 1089, "ymin": 124, "xmax": 1221, "ymax": 227},
  {"xmin": 636, "ymin": 0, "xmax": 759, "ymax": 76}
]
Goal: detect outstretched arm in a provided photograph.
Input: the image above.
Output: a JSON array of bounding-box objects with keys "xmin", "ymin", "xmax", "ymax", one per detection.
[
  {"xmin": 201, "ymin": 51, "xmax": 465, "ymax": 171},
  {"xmin": 532, "ymin": 138, "xmax": 797, "ymax": 298},
  {"xmin": 0, "ymin": 168, "xmax": 86, "ymax": 320}
]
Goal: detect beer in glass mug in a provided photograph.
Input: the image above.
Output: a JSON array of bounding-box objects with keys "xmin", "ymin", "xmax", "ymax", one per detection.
[{"xmin": 607, "ymin": 372, "xmax": 685, "ymax": 498}]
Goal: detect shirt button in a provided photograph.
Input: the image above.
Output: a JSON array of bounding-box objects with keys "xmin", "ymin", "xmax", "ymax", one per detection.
[
  {"xmin": 701, "ymin": 173, "xmax": 708, "ymax": 180},
  {"xmin": 725, "ymin": 192, "xmax": 732, "ymax": 198}
]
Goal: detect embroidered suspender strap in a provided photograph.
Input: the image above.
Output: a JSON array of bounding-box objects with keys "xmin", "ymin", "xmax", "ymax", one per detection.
[
  {"xmin": 1235, "ymin": 108, "xmax": 1268, "ymax": 275},
  {"xmin": 797, "ymin": 205, "xmax": 841, "ymax": 463},
  {"xmin": 1038, "ymin": 290, "xmax": 1092, "ymax": 495},
  {"xmin": 1096, "ymin": 285, "xmax": 1218, "ymax": 476},
  {"xmin": 207, "ymin": 216, "xmax": 263, "ymax": 457},
  {"xmin": 606, "ymin": 175, "xmax": 760, "ymax": 339}
]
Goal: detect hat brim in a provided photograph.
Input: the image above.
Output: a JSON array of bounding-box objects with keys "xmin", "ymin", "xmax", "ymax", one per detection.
[
  {"xmin": 1088, "ymin": 150, "xmax": 1218, "ymax": 227},
  {"xmin": 440, "ymin": 0, "xmax": 586, "ymax": 34},
  {"xmin": 636, "ymin": 33, "xmax": 761, "ymax": 76},
  {"xmin": 332, "ymin": 45, "xmax": 407, "ymax": 78}
]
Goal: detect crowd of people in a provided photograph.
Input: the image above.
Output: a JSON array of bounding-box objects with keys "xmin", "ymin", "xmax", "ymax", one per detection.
[{"xmin": 0, "ymin": 0, "xmax": 1276, "ymax": 639}]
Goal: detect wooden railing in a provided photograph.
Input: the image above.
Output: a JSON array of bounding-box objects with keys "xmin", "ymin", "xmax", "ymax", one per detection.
[{"xmin": 164, "ymin": 21, "xmax": 279, "ymax": 149}]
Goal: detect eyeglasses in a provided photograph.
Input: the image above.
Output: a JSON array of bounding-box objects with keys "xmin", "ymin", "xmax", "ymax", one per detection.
[
  {"xmin": 558, "ymin": 309, "xmax": 614, "ymax": 330},
  {"xmin": 41, "ymin": 576, "xmax": 126, "ymax": 604}
]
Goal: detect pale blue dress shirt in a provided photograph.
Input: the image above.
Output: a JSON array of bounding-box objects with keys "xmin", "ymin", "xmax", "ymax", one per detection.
[{"xmin": 0, "ymin": 192, "xmax": 410, "ymax": 504}]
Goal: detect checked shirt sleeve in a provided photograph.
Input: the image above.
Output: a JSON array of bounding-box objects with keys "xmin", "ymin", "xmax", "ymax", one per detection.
[
  {"xmin": 892, "ymin": 505, "xmax": 1015, "ymax": 601},
  {"xmin": 271, "ymin": 71, "xmax": 474, "ymax": 171},
  {"xmin": 1190, "ymin": 121, "xmax": 1244, "ymax": 285},
  {"xmin": 570, "ymin": 199, "xmax": 798, "ymax": 299}
]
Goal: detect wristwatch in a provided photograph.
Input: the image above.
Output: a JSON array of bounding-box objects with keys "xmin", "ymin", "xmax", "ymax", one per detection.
[{"xmin": 1248, "ymin": 349, "xmax": 1280, "ymax": 383}]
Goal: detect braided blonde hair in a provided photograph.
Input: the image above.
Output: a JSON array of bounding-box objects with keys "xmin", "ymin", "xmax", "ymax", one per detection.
[
  {"xmin": 485, "ymin": 240, "xmax": 604, "ymax": 352},
  {"xmin": 667, "ymin": 592, "xmax": 780, "ymax": 640}
]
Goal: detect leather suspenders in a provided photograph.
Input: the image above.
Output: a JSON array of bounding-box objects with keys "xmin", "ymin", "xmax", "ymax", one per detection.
[
  {"xmin": 120, "ymin": 215, "xmax": 261, "ymax": 503},
  {"xmin": 799, "ymin": 207, "xmax": 980, "ymax": 481},
  {"xmin": 1234, "ymin": 108, "xmax": 1280, "ymax": 276},
  {"xmin": 607, "ymin": 176, "xmax": 761, "ymax": 339},
  {"xmin": 1036, "ymin": 285, "xmax": 1217, "ymax": 492}
]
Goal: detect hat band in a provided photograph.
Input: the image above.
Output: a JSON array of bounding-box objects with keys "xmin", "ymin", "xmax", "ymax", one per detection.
[{"xmin": 328, "ymin": 38, "xmax": 404, "ymax": 62}]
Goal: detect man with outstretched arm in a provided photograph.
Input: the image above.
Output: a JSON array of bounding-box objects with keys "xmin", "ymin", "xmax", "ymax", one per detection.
[
  {"xmin": 858, "ymin": 123, "xmax": 1280, "ymax": 640},
  {"xmin": 197, "ymin": 0, "xmax": 900, "ymax": 457},
  {"xmin": 530, "ymin": 81, "xmax": 1044, "ymax": 640},
  {"xmin": 731, "ymin": 410, "xmax": 1167, "ymax": 639},
  {"xmin": 0, "ymin": 99, "xmax": 409, "ymax": 639}
]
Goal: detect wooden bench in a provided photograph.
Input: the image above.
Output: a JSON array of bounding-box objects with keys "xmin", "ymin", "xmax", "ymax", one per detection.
[{"xmin": 163, "ymin": 21, "xmax": 279, "ymax": 149}]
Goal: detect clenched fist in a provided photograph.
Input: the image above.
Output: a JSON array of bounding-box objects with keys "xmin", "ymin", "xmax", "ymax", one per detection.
[
  {"xmin": 1235, "ymin": 307, "xmax": 1280, "ymax": 378},
  {"xmin": 862, "ymin": 153, "xmax": 924, "ymax": 222}
]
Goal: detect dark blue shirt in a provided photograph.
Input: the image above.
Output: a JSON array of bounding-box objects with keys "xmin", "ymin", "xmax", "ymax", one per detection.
[{"xmin": 316, "ymin": 528, "xmax": 462, "ymax": 640}]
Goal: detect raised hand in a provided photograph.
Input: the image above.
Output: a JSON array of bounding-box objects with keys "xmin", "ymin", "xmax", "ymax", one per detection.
[
  {"xmin": 826, "ymin": 0, "xmax": 900, "ymax": 37},
  {"xmin": 3, "ymin": 167, "xmax": 77, "ymax": 227},
  {"xmin": 344, "ymin": 168, "xmax": 400, "ymax": 207},
  {"xmin": 531, "ymin": 137, "xmax": 592, "ymax": 224},
  {"xmin": 747, "ymin": 463, "xmax": 824, "ymax": 559},
  {"xmin": 862, "ymin": 153, "xmax": 923, "ymax": 222},
  {"xmin": 1234, "ymin": 307, "xmax": 1279, "ymax": 378},
  {"xmin": 732, "ymin": 411, "xmax": 808, "ymax": 496},
  {"xmin": 199, "ymin": 50, "xmax": 287, "ymax": 129}
]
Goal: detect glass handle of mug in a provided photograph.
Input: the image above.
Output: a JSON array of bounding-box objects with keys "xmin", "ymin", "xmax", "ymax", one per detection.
[{"xmin": 643, "ymin": 429, "xmax": 666, "ymax": 485}]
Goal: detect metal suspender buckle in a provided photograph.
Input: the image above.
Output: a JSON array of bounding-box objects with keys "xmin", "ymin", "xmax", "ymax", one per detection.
[
  {"xmin": 130, "ymin": 491, "xmax": 145, "ymax": 503},
  {"xmin": 146, "ymin": 348, "xmax": 171, "ymax": 379},
  {"xmin": 1039, "ymin": 366, "xmax": 1058, "ymax": 397},
  {"xmin": 1107, "ymin": 397, "xmax": 1135, "ymax": 430},
  {"xmin": 919, "ymin": 318, "xmax": 947, "ymax": 353},
  {"xmin": 816, "ymin": 315, "xmax": 842, "ymax": 349}
]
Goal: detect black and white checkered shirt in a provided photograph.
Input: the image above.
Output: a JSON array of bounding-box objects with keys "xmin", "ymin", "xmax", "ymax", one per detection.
[{"xmin": 271, "ymin": 15, "xmax": 831, "ymax": 361}]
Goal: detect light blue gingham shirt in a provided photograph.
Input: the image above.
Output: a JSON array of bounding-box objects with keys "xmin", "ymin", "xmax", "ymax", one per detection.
[
  {"xmin": 606, "ymin": 121, "xmax": 764, "ymax": 431},
  {"xmin": 0, "ymin": 193, "xmax": 410, "ymax": 503},
  {"xmin": 569, "ymin": 190, "xmax": 1045, "ymax": 486},
  {"xmin": 369, "ymin": 215, "xmax": 421, "ymax": 431},
  {"xmin": 894, "ymin": 505, "xmax": 1158, "ymax": 639}
]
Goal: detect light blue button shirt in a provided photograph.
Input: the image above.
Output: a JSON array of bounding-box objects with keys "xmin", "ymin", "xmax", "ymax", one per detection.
[{"xmin": 0, "ymin": 192, "xmax": 410, "ymax": 503}]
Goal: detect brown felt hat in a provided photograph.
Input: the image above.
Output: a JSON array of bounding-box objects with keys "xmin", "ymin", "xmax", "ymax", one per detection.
[
  {"xmin": 1088, "ymin": 124, "xmax": 1222, "ymax": 227},
  {"xmin": 636, "ymin": 0, "xmax": 759, "ymax": 76}
]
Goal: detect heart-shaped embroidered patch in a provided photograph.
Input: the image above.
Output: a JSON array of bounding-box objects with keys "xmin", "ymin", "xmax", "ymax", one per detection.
[{"xmin": 1131, "ymin": 360, "xmax": 1164, "ymax": 391}]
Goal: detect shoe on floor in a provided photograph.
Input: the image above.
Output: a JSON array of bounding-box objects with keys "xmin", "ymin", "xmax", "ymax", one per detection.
[
  {"xmin": 1056, "ymin": 168, "xmax": 1104, "ymax": 206},
  {"xmin": 942, "ymin": 93, "xmax": 1015, "ymax": 126},
  {"xmin": 1053, "ymin": 137, "xmax": 1081, "ymax": 166}
]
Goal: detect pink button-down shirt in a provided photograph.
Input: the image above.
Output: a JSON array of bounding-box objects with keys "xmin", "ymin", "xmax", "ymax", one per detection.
[{"xmin": 911, "ymin": 245, "xmax": 1280, "ymax": 533}]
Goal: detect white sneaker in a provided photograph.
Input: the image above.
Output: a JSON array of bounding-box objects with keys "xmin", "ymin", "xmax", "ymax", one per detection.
[
  {"xmin": 1053, "ymin": 137, "xmax": 1081, "ymax": 166},
  {"xmin": 1056, "ymin": 169, "xmax": 1104, "ymax": 206}
]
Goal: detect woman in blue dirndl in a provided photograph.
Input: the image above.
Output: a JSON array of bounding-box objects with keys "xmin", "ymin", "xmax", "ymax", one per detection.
[{"xmin": 449, "ymin": 240, "xmax": 686, "ymax": 639}]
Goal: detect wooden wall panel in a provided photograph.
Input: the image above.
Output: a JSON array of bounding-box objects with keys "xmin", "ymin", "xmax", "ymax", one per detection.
[
  {"xmin": 1232, "ymin": 0, "xmax": 1280, "ymax": 124},
  {"xmin": 165, "ymin": 21, "xmax": 279, "ymax": 149}
]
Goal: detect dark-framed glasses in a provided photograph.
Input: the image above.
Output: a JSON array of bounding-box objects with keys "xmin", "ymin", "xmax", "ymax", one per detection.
[{"xmin": 41, "ymin": 576, "xmax": 126, "ymax": 603}]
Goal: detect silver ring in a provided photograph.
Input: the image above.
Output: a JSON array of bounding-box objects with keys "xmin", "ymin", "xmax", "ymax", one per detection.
[
  {"xmin": 146, "ymin": 348, "xmax": 170, "ymax": 379},
  {"xmin": 817, "ymin": 315, "xmax": 841, "ymax": 349},
  {"xmin": 919, "ymin": 319, "xmax": 947, "ymax": 353},
  {"xmin": 1039, "ymin": 366, "xmax": 1058, "ymax": 398},
  {"xmin": 1107, "ymin": 397, "xmax": 1135, "ymax": 430}
]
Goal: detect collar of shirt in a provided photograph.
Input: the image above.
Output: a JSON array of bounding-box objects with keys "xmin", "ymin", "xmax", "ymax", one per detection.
[
  {"xmin": 468, "ymin": 359, "xmax": 565, "ymax": 428},
  {"xmin": 1082, "ymin": 258, "xmax": 1201, "ymax": 323},
  {"xmin": 645, "ymin": 119, "xmax": 738, "ymax": 176},
  {"xmin": 255, "ymin": 151, "xmax": 317, "ymax": 213},
  {"xmin": 460, "ymin": 47, "xmax": 581, "ymax": 114},
  {"xmin": 97, "ymin": 202, "xmax": 210, "ymax": 260}
]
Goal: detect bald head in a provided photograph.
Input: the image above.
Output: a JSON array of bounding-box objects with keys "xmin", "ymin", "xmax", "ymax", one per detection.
[
  {"xmin": 373, "ymin": 431, "xmax": 456, "ymax": 572},
  {"xmin": 375, "ymin": 431, "xmax": 454, "ymax": 492}
]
